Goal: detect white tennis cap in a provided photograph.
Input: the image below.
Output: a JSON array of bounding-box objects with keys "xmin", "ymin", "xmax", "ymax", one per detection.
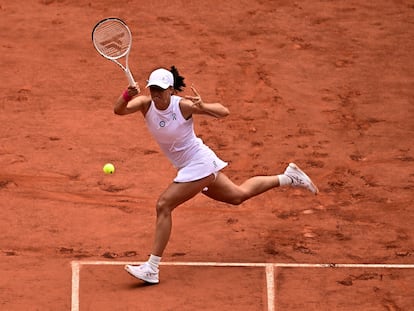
[{"xmin": 146, "ymin": 68, "xmax": 174, "ymax": 89}]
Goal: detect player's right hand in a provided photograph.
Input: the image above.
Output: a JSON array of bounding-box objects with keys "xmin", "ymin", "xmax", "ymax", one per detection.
[{"xmin": 127, "ymin": 85, "xmax": 140, "ymax": 97}]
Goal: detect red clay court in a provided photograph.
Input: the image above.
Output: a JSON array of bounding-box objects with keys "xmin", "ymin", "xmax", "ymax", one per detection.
[{"xmin": 1, "ymin": 1, "xmax": 413, "ymax": 310}]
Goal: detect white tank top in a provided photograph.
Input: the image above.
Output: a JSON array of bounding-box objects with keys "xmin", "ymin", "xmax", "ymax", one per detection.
[{"xmin": 145, "ymin": 95, "xmax": 206, "ymax": 168}]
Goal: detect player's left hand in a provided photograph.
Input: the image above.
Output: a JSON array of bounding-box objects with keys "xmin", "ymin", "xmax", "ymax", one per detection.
[{"xmin": 185, "ymin": 86, "xmax": 205, "ymax": 109}]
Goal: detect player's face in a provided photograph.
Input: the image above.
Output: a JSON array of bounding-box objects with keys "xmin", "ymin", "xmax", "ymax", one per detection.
[{"xmin": 150, "ymin": 86, "xmax": 172, "ymax": 108}]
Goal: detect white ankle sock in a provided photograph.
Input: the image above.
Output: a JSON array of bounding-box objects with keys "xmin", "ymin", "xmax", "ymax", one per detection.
[
  {"xmin": 277, "ymin": 174, "xmax": 292, "ymax": 187},
  {"xmin": 148, "ymin": 254, "xmax": 161, "ymax": 270}
]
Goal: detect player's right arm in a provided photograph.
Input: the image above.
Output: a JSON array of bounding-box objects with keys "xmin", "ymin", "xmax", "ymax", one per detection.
[{"xmin": 114, "ymin": 86, "xmax": 151, "ymax": 115}]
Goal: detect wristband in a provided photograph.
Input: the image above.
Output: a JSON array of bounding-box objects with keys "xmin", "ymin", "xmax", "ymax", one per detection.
[{"xmin": 122, "ymin": 90, "xmax": 132, "ymax": 102}]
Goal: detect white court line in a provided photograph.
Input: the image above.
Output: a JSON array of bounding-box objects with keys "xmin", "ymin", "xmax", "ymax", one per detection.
[
  {"xmin": 71, "ymin": 261, "xmax": 414, "ymax": 311},
  {"xmin": 73, "ymin": 260, "xmax": 414, "ymax": 268},
  {"xmin": 265, "ymin": 264, "xmax": 275, "ymax": 311},
  {"xmin": 71, "ymin": 261, "xmax": 80, "ymax": 311}
]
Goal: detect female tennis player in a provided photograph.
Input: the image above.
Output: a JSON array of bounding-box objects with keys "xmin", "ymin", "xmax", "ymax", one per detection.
[{"xmin": 115, "ymin": 66, "xmax": 319, "ymax": 284}]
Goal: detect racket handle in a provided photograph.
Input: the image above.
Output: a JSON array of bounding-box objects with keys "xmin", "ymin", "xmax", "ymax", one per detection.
[{"xmin": 125, "ymin": 69, "xmax": 136, "ymax": 87}]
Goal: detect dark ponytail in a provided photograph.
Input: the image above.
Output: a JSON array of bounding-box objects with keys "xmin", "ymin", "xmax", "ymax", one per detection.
[{"xmin": 170, "ymin": 66, "xmax": 186, "ymax": 92}]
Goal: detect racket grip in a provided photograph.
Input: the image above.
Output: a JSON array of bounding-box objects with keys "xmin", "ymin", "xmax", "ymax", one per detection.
[{"xmin": 125, "ymin": 69, "xmax": 136, "ymax": 87}]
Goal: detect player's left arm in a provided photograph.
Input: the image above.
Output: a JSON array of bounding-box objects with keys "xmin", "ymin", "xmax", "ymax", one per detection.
[{"xmin": 181, "ymin": 86, "xmax": 230, "ymax": 119}]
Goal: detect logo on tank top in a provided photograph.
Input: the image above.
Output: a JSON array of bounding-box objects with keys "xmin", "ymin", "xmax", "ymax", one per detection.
[{"xmin": 159, "ymin": 113, "xmax": 176, "ymax": 127}]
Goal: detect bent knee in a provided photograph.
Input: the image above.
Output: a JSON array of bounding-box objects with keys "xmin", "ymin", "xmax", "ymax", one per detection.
[
  {"xmin": 224, "ymin": 192, "xmax": 248, "ymax": 206},
  {"xmin": 229, "ymin": 196, "xmax": 246, "ymax": 205},
  {"xmin": 228, "ymin": 187, "xmax": 251, "ymax": 205},
  {"xmin": 155, "ymin": 198, "xmax": 175, "ymax": 216}
]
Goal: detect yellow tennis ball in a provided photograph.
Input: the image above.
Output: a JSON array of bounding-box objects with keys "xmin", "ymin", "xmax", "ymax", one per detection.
[{"xmin": 103, "ymin": 163, "xmax": 115, "ymax": 174}]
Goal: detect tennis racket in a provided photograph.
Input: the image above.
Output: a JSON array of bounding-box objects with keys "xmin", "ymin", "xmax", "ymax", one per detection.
[{"xmin": 92, "ymin": 18, "xmax": 136, "ymax": 87}]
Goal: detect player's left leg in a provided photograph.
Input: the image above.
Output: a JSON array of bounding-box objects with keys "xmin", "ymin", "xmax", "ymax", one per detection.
[
  {"xmin": 202, "ymin": 172, "xmax": 280, "ymax": 205},
  {"xmin": 203, "ymin": 162, "xmax": 318, "ymax": 204}
]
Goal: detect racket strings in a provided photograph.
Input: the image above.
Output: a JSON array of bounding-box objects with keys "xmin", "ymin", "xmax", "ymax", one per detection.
[{"xmin": 93, "ymin": 21, "xmax": 131, "ymax": 58}]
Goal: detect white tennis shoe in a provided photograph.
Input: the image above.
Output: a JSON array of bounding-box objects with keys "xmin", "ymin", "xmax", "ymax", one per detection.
[
  {"xmin": 125, "ymin": 263, "xmax": 159, "ymax": 284},
  {"xmin": 284, "ymin": 163, "xmax": 319, "ymax": 195}
]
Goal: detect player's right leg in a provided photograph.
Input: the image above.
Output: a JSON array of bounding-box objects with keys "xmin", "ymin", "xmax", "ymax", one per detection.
[{"xmin": 125, "ymin": 174, "xmax": 215, "ymax": 284}]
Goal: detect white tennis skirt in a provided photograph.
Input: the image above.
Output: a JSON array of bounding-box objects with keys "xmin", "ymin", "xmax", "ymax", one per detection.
[{"xmin": 174, "ymin": 151, "xmax": 228, "ymax": 183}]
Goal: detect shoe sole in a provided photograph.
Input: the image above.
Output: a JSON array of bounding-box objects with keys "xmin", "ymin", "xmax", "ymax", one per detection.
[
  {"xmin": 124, "ymin": 265, "xmax": 159, "ymax": 284},
  {"xmin": 289, "ymin": 163, "xmax": 319, "ymax": 195}
]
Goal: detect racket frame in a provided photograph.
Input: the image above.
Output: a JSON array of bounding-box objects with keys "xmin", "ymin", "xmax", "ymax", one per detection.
[{"xmin": 92, "ymin": 17, "xmax": 136, "ymax": 86}]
